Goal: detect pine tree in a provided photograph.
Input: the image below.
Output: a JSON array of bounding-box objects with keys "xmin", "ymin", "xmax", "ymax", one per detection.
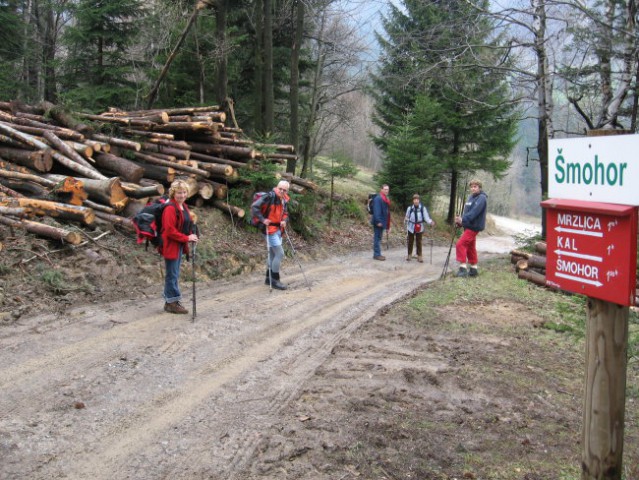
[
  {"xmin": 371, "ymin": 0, "xmax": 518, "ymax": 222},
  {"xmin": 377, "ymin": 96, "xmax": 442, "ymax": 208},
  {"xmin": 60, "ymin": 0, "xmax": 144, "ymax": 110}
]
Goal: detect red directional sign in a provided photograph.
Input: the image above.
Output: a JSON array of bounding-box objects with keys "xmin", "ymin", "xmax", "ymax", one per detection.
[{"xmin": 541, "ymin": 199, "xmax": 637, "ymax": 306}]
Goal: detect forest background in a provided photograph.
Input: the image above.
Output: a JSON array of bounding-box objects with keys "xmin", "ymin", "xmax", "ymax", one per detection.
[{"xmin": 1, "ymin": 0, "xmax": 638, "ymax": 227}]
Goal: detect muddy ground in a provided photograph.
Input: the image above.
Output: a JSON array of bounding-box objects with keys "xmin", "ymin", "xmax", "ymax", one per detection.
[{"xmin": 1, "ymin": 214, "xmax": 637, "ymax": 480}]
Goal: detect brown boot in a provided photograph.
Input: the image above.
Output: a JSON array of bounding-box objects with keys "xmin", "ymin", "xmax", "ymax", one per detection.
[
  {"xmin": 164, "ymin": 301, "xmax": 188, "ymax": 314},
  {"xmin": 417, "ymin": 256, "xmax": 423, "ymax": 263}
]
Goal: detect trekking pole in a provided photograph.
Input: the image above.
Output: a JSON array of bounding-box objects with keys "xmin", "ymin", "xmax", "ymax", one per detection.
[
  {"xmin": 440, "ymin": 177, "xmax": 468, "ymax": 279},
  {"xmin": 284, "ymin": 226, "xmax": 311, "ymax": 291},
  {"xmin": 440, "ymin": 226, "xmax": 457, "ymax": 279},
  {"xmin": 191, "ymin": 241, "xmax": 197, "ymax": 322},
  {"xmin": 191, "ymin": 224, "xmax": 199, "ymax": 322},
  {"xmin": 265, "ymin": 229, "xmax": 273, "ymax": 292}
]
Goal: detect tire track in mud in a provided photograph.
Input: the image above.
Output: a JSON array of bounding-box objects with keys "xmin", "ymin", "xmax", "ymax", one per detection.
[{"xmin": 0, "ymin": 247, "xmax": 450, "ymax": 480}]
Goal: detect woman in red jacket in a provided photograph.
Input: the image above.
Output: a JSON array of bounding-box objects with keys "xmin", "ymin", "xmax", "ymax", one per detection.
[{"xmin": 162, "ymin": 179, "xmax": 199, "ymax": 314}]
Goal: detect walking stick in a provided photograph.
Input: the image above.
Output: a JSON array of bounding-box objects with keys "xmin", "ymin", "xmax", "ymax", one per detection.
[
  {"xmin": 265, "ymin": 229, "xmax": 273, "ymax": 292},
  {"xmin": 191, "ymin": 241, "xmax": 197, "ymax": 322},
  {"xmin": 191, "ymin": 224, "xmax": 199, "ymax": 322},
  {"xmin": 440, "ymin": 178, "xmax": 468, "ymax": 279},
  {"xmin": 284, "ymin": 226, "xmax": 311, "ymax": 291}
]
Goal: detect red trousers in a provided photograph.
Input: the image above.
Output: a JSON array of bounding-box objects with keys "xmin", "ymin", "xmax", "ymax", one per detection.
[{"xmin": 456, "ymin": 229, "xmax": 479, "ymax": 265}]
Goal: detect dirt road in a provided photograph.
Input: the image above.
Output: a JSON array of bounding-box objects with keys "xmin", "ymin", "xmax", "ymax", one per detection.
[{"xmin": 0, "ymin": 224, "xmax": 525, "ymax": 480}]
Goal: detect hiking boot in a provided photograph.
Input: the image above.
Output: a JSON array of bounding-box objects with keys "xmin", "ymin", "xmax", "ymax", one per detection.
[
  {"xmin": 406, "ymin": 255, "xmax": 411, "ymax": 262},
  {"xmin": 468, "ymin": 267, "xmax": 479, "ymax": 277},
  {"xmin": 165, "ymin": 301, "xmax": 188, "ymax": 314},
  {"xmin": 271, "ymin": 272, "xmax": 287, "ymax": 290},
  {"xmin": 455, "ymin": 267, "xmax": 468, "ymax": 278},
  {"xmin": 417, "ymin": 256, "xmax": 423, "ymax": 263},
  {"xmin": 374, "ymin": 255, "xmax": 386, "ymax": 261}
]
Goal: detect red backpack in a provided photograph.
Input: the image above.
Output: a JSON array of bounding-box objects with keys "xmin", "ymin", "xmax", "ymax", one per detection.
[{"xmin": 250, "ymin": 191, "xmax": 276, "ymax": 234}]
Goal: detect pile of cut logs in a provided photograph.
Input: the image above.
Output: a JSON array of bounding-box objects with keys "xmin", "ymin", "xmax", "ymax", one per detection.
[
  {"xmin": 511, "ymin": 241, "xmax": 548, "ymax": 287},
  {"xmin": 0, "ymin": 100, "xmax": 316, "ymax": 245},
  {"xmin": 512, "ymin": 241, "xmax": 639, "ymax": 305}
]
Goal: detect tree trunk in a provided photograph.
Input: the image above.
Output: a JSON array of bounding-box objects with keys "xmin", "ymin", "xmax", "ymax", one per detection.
[
  {"xmin": 516, "ymin": 269, "xmax": 546, "ymax": 286},
  {"xmin": 254, "ymin": 0, "xmax": 264, "ymax": 134},
  {"xmin": 132, "ymin": 151, "xmax": 209, "ymax": 178},
  {"xmin": 145, "ymin": 1, "xmax": 211, "ymax": 108},
  {"xmin": 45, "ymin": 174, "xmax": 128, "ymax": 211},
  {"xmin": 212, "ymin": 199, "xmax": 244, "ymax": 218},
  {"xmin": 263, "ymin": 0, "xmax": 274, "ymax": 135},
  {"xmin": 288, "ymin": 0, "xmax": 304, "ymax": 174},
  {"xmin": 43, "ymin": 130, "xmax": 105, "ymax": 176},
  {"xmin": 0, "ymin": 170, "xmax": 87, "ymax": 205},
  {"xmin": 93, "ymin": 152, "xmax": 145, "ymax": 183},
  {"xmin": 215, "ymin": 0, "xmax": 229, "ymax": 106},
  {"xmin": 0, "ymin": 197, "xmax": 95, "ymax": 225},
  {"xmin": 121, "ymin": 182, "xmax": 165, "ymax": 199},
  {"xmin": 0, "ymin": 214, "xmax": 82, "ymax": 244},
  {"xmin": 0, "ymin": 147, "xmax": 53, "ymax": 172}
]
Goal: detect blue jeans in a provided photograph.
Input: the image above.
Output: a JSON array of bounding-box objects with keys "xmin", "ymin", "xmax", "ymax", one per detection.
[
  {"xmin": 373, "ymin": 226, "xmax": 384, "ymax": 257},
  {"xmin": 164, "ymin": 247, "xmax": 183, "ymax": 303},
  {"xmin": 266, "ymin": 230, "xmax": 285, "ymax": 273}
]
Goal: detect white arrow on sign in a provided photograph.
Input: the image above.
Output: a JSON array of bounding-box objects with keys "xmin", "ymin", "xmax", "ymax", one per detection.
[
  {"xmin": 555, "ymin": 226, "xmax": 603, "ymax": 238},
  {"xmin": 554, "ymin": 250, "xmax": 603, "ymax": 262},
  {"xmin": 555, "ymin": 272, "xmax": 603, "ymax": 287}
]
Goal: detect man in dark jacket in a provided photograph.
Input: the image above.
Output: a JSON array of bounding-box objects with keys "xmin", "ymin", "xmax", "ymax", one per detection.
[
  {"xmin": 454, "ymin": 179, "xmax": 487, "ymax": 277},
  {"xmin": 371, "ymin": 184, "xmax": 391, "ymax": 260}
]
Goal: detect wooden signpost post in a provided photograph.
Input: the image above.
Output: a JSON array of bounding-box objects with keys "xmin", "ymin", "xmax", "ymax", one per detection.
[{"xmin": 546, "ymin": 131, "xmax": 639, "ymax": 479}]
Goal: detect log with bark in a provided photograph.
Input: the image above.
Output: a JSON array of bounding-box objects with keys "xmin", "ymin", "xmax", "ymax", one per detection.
[
  {"xmin": 0, "ymin": 197, "xmax": 95, "ymax": 226},
  {"xmin": 93, "ymin": 211, "xmax": 135, "ymax": 231},
  {"xmin": 281, "ymin": 172, "xmax": 319, "ymax": 191},
  {"xmin": 45, "ymin": 174, "xmax": 128, "ymax": 211},
  {"xmin": 534, "ymin": 241, "xmax": 547, "ymax": 255},
  {"xmin": 188, "ymin": 141, "xmax": 256, "ymax": 160},
  {"xmin": 516, "ymin": 254, "xmax": 546, "ymax": 271},
  {"xmin": 93, "ymin": 152, "xmax": 145, "ymax": 183},
  {"xmin": 517, "ymin": 269, "xmax": 546, "ymax": 287},
  {"xmin": 0, "ymin": 146, "xmax": 53, "ymax": 172},
  {"xmin": 0, "ymin": 170, "xmax": 87, "ymax": 205},
  {"xmin": 131, "ymin": 151, "xmax": 209, "ymax": 178},
  {"xmin": 0, "ymin": 214, "xmax": 82, "ymax": 244},
  {"xmin": 121, "ymin": 182, "xmax": 164, "ymax": 199},
  {"xmin": 211, "ymin": 200, "xmax": 244, "ymax": 218}
]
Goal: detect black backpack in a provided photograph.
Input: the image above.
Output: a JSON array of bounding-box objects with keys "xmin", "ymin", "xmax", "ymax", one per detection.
[
  {"xmin": 366, "ymin": 193, "xmax": 377, "ymax": 215},
  {"xmin": 132, "ymin": 195, "xmax": 174, "ymax": 252}
]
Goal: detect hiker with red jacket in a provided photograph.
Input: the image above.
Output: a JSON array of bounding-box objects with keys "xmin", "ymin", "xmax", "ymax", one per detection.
[
  {"xmin": 251, "ymin": 180, "xmax": 290, "ymax": 290},
  {"xmin": 162, "ymin": 179, "xmax": 199, "ymax": 314},
  {"xmin": 370, "ymin": 184, "xmax": 391, "ymax": 261}
]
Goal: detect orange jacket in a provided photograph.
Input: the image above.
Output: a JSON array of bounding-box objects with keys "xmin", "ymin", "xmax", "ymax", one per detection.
[{"xmin": 252, "ymin": 188, "xmax": 289, "ymax": 235}]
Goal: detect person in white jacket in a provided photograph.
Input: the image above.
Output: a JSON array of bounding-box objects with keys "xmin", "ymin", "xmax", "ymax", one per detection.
[{"xmin": 404, "ymin": 194, "xmax": 435, "ymax": 262}]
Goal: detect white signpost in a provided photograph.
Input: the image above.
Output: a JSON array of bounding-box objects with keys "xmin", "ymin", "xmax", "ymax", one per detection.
[
  {"xmin": 546, "ymin": 132, "xmax": 639, "ymax": 479},
  {"xmin": 549, "ymin": 134, "xmax": 639, "ymax": 205}
]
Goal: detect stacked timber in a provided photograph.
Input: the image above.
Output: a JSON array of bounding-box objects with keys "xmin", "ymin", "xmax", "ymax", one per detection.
[
  {"xmin": 511, "ymin": 241, "xmax": 549, "ymax": 287},
  {"xmin": 0, "ymin": 101, "xmax": 301, "ymax": 243}
]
